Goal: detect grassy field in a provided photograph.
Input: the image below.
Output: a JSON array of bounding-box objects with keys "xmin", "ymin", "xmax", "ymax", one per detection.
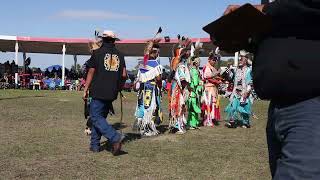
[{"xmin": 0, "ymin": 90, "xmax": 270, "ymax": 180}]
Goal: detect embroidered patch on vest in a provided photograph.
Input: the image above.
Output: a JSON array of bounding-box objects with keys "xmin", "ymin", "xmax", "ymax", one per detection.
[{"xmin": 104, "ymin": 54, "xmax": 120, "ymax": 71}]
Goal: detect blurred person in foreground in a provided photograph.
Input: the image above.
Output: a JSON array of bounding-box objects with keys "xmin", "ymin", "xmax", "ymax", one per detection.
[{"xmin": 223, "ymin": 1, "xmax": 320, "ymax": 179}]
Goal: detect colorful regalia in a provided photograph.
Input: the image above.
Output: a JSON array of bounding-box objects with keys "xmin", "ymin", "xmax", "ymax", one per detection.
[
  {"xmin": 169, "ymin": 36, "xmax": 192, "ymax": 134},
  {"xmin": 201, "ymin": 49, "xmax": 222, "ymax": 127},
  {"xmin": 186, "ymin": 41, "xmax": 203, "ymax": 129},
  {"xmin": 134, "ymin": 37, "xmax": 163, "ymax": 136},
  {"xmin": 225, "ymin": 50, "xmax": 253, "ymax": 128}
]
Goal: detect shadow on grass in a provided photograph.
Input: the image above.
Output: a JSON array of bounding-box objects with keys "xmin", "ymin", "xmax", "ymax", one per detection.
[
  {"xmin": 112, "ymin": 122, "xmax": 127, "ymax": 130},
  {"xmin": 93, "ymin": 124, "xmax": 170, "ymax": 155},
  {"xmin": 0, "ymin": 95, "xmax": 46, "ymax": 101},
  {"xmin": 157, "ymin": 125, "xmax": 169, "ymax": 134},
  {"xmin": 123, "ymin": 133, "xmax": 142, "ymax": 142},
  {"xmin": 100, "ymin": 141, "xmax": 128, "ymax": 156},
  {"xmin": 100, "ymin": 132, "xmax": 142, "ymax": 148},
  {"xmin": 98, "ymin": 131, "xmax": 143, "ymax": 156}
]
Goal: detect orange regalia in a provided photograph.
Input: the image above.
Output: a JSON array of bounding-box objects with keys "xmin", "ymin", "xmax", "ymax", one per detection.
[{"xmin": 168, "ymin": 35, "xmax": 192, "ymax": 134}]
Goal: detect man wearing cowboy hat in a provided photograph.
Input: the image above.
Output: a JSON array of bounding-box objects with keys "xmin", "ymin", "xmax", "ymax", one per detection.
[{"xmin": 83, "ymin": 30, "xmax": 127, "ymax": 155}]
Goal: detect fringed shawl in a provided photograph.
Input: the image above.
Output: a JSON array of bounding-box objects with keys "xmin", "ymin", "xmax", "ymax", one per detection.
[{"xmin": 137, "ymin": 59, "xmax": 163, "ymax": 83}]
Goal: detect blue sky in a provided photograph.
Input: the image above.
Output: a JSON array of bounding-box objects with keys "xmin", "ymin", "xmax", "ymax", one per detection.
[{"xmin": 0, "ymin": 0, "xmax": 259, "ymax": 70}]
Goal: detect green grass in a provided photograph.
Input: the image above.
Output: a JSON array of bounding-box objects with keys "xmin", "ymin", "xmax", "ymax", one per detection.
[{"xmin": 0, "ymin": 90, "xmax": 270, "ymax": 179}]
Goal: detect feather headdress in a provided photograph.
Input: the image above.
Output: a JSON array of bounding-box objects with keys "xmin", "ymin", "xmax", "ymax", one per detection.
[
  {"xmin": 88, "ymin": 29, "xmax": 103, "ymax": 53},
  {"xmin": 190, "ymin": 39, "xmax": 203, "ymax": 57},
  {"xmin": 170, "ymin": 35, "xmax": 192, "ymax": 71},
  {"xmin": 143, "ymin": 27, "xmax": 162, "ymax": 66},
  {"xmin": 209, "ymin": 47, "xmax": 221, "ymax": 61},
  {"xmin": 189, "ymin": 39, "xmax": 203, "ymax": 66}
]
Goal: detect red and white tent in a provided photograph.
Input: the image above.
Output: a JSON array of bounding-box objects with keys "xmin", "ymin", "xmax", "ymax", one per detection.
[
  {"xmin": 0, "ymin": 35, "xmax": 231, "ymax": 85},
  {"xmin": 0, "ymin": 35, "xmax": 219, "ymax": 56}
]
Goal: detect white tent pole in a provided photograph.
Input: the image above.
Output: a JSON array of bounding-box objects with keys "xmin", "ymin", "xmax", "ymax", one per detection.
[
  {"xmin": 15, "ymin": 42, "xmax": 19, "ymax": 86},
  {"xmin": 234, "ymin": 51, "xmax": 239, "ymax": 67},
  {"xmin": 62, "ymin": 44, "xmax": 66, "ymax": 87}
]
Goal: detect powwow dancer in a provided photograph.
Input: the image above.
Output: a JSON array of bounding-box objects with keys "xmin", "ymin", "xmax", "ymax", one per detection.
[
  {"xmin": 201, "ymin": 48, "xmax": 222, "ymax": 127},
  {"xmin": 134, "ymin": 28, "xmax": 163, "ymax": 136},
  {"xmin": 84, "ymin": 32, "xmax": 104, "ymax": 136},
  {"xmin": 186, "ymin": 40, "xmax": 203, "ymax": 129},
  {"xmin": 225, "ymin": 50, "xmax": 253, "ymax": 128},
  {"xmin": 169, "ymin": 36, "xmax": 192, "ymax": 134},
  {"xmin": 88, "ymin": 29, "xmax": 103, "ymax": 53}
]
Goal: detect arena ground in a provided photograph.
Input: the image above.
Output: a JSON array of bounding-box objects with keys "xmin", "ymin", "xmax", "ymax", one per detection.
[{"xmin": 0, "ymin": 90, "xmax": 270, "ymax": 179}]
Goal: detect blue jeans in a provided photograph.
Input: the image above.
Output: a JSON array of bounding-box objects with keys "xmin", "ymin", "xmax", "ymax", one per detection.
[
  {"xmin": 90, "ymin": 99, "xmax": 121, "ymax": 150},
  {"xmin": 267, "ymin": 97, "xmax": 320, "ymax": 179}
]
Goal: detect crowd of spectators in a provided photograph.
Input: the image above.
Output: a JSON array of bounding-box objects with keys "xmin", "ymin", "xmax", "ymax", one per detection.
[{"xmin": 0, "ymin": 60, "xmax": 87, "ymax": 91}]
